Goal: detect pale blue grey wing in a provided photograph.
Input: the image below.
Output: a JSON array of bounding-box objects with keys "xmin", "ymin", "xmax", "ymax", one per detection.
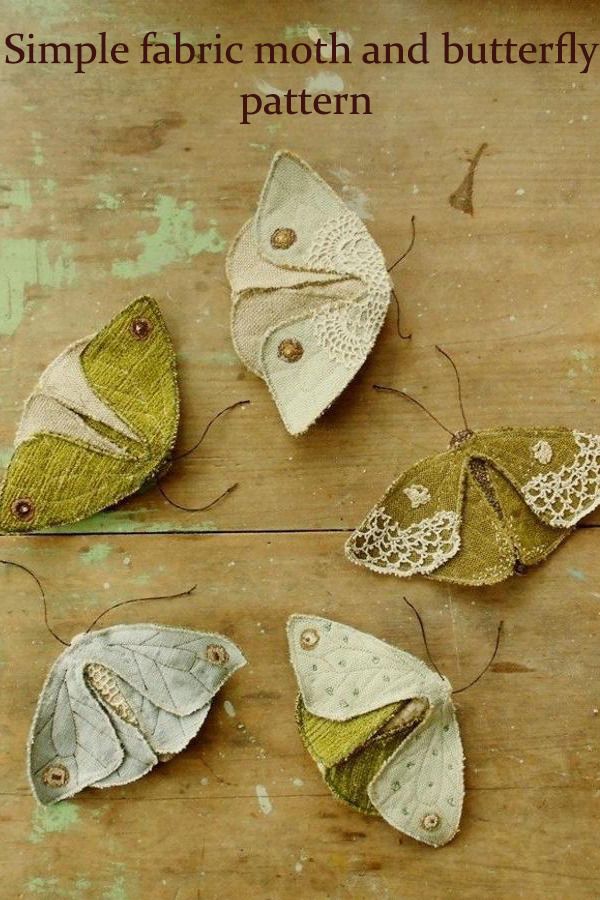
[
  {"xmin": 79, "ymin": 625, "xmax": 246, "ymax": 716},
  {"xmin": 111, "ymin": 674, "xmax": 212, "ymax": 756},
  {"xmin": 287, "ymin": 615, "xmax": 448, "ymax": 721},
  {"xmin": 90, "ymin": 705, "xmax": 157, "ymax": 789},
  {"xmin": 28, "ymin": 654, "xmax": 123, "ymax": 805},
  {"xmin": 368, "ymin": 699, "xmax": 464, "ymax": 847}
]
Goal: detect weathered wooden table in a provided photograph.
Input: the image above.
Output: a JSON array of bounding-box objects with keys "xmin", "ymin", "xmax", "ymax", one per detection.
[{"xmin": 1, "ymin": 2, "xmax": 599, "ymax": 898}]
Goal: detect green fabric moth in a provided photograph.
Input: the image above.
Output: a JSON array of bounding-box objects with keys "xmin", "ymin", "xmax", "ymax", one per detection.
[
  {"xmin": 29, "ymin": 624, "xmax": 246, "ymax": 804},
  {"xmin": 346, "ymin": 425, "xmax": 600, "ymax": 585},
  {"xmin": 288, "ymin": 615, "xmax": 464, "ymax": 847},
  {"xmin": 0, "ymin": 296, "xmax": 179, "ymax": 532},
  {"xmin": 227, "ymin": 150, "xmax": 393, "ymax": 435}
]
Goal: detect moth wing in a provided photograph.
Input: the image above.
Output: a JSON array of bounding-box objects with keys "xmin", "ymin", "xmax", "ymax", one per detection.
[
  {"xmin": 228, "ymin": 151, "xmax": 391, "ymax": 435},
  {"xmin": 28, "ymin": 652, "xmax": 124, "ymax": 805},
  {"xmin": 82, "ymin": 625, "xmax": 246, "ymax": 718},
  {"xmin": 368, "ymin": 699, "xmax": 464, "ymax": 847},
  {"xmin": 346, "ymin": 450, "xmax": 467, "ymax": 578},
  {"xmin": 0, "ymin": 297, "xmax": 179, "ymax": 532},
  {"xmin": 89, "ymin": 704, "xmax": 157, "ymax": 789},
  {"xmin": 470, "ymin": 427, "xmax": 600, "ymax": 528},
  {"xmin": 287, "ymin": 615, "xmax": 445, "ymax": 721}
]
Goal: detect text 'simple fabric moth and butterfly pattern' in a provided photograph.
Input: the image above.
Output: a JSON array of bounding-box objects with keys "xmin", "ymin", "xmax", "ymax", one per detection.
[
  {"xmin": 30, "ymin": 624, "xmax": 246, "ymax": 804},
  {"xmin": 0, "ymin": 297, "xmax": 179, "ymax": 532},
  {"xmin": 288, "ymin": 615, "xmax": 464, "ymax": 847},
  {"xmin": 227, "ymin": 150, "xmax": 392, "ymax": 435}
]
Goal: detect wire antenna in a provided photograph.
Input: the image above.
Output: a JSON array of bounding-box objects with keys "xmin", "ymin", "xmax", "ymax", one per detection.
[
  {"xmin": 403, "ymin": 597, "xmax": 443, "ymax": 678},
  {"xmin": 387, "ymin": 215, "xmax": 416, "ymax": 273},
  {"xmin": 453, "ymin": 622, "xmax": 504, "ymax": 695},
  {"xmin": 85, "ymin": 584, "xmax": 197, "ymax": 634},
  {"xmin": 391, "ymin": 289, "xmax": 412, "ymax": 340},
  {"xmin": 157, "ymin": 481, "xmax": 238, "ymax": 513},
  {"xmin": 435, "ymin": 345, "xmax": 469, "ymax": 431},
  {"xmin": 0, "ymin": 560, "xmax": 69, "ymax": 646},
  {"xmin": 171, "ymin": 400, "xmax": 250, "ymax": 462},
  {"xmin": 373, "ymin": 384, "xmax": 455, "ymax": 438}
]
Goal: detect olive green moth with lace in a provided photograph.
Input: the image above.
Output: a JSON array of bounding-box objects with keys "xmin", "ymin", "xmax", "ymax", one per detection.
[
  {"xmin": 0, "ymin": 296, "xmax": 179, "ymax": 532},
  {"xmin": 226, "ymin": 150, "xmax": 395, "ymax": 435}
]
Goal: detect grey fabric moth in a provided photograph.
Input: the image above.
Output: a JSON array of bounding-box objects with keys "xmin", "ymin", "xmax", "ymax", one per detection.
[{"xmin": 29, "ymin": 624, "xmax": 246, "ymax": 804}]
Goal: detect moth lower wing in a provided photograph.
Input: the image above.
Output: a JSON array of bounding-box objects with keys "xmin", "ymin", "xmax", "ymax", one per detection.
[
  {"xmin": 81, "ymin": 296, "xmax": 179, "ymax": 460},
  {"xmin": 29, "ymin": 659, "xmax": 123, "ymax": 804},
  {"xmin": 113, "ymin": 682, "xmax": 212, "ymax": 756},
  {"xmin": 287, "ymin": 615, "xmax": 444, "ymax": 721},
  {"xmin": 0, "ymin": 433, "xmax": 150, "ymax": 532},
  {"xmin": 346, "ymin": 450, "xmax": 467, "ymax": 578},
  {"xmin": 368, "ymin": 700, "xmax": 464, "ymax": 847},
  {"xmin": 90, "ymin": 704, "xmax": 157, "ymax": 789},
  {"xmin": 83, "ymin": 626, "xmax": 246, "ymax": 718},
  {"xmin": 470, "ymin": 428, "xmax": 600, "ymax": 528},
  {"xmin": 430, "ymin": 468, "xmax": 517, "ymax": 586}
]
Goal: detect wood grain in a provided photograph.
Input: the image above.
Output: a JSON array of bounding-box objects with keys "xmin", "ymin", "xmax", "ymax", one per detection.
[{"xmin": 0, "ymin": 0, "xmax": 599, "ymax": 897}]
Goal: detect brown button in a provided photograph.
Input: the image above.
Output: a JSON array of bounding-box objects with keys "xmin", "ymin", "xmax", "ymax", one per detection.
[
  {"xmin": 271, "ymin": 227, "xmax": 297, "ymax": 250},
  {"xmin": 206, "ymin": 644, "xmax": 229, "ymax": 666},
  {"xmin": 130, "ymin": 317, "xmax": 153, "ymax": 340},
  {"xmin": 11, "ymin": 497, "xmax": 35, "ymax": 522},
  {"xmin": 277, "ymin": 338, "xmax": 304, "ymax": 363},
  {"xmin": 421, "ymin": 812, "xmax": 441, "ymax": 832},
  {"xmin": 42, "ymin": 763, "xmax": 69, "ymax": 789},
  {"xmin": 300, "ymin": 628, "xmax": 320, "ymax": 651}
]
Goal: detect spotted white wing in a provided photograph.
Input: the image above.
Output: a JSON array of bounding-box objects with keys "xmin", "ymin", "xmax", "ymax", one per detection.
[
  {"xmin": 368, "ymin": 698, "xmax": 464, "ymax": 847},
  {"xmin": 287, "ymin": 615, "xmax": 449, "ymax": 721},
  {"xmin": 29, "ymin": 625, "xmax": 246, "ymax": 804}
]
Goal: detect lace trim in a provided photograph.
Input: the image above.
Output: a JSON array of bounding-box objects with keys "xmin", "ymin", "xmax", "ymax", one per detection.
[
  {"xmin": 306, "ymin": 211, "xmax": 390, "ymax": 368},
  {"xmin": 346, "ymin": 506, "xmax": 461, "ymax": 577},
  {"xmin": 522, "ymin": 431, "xmax": 600, "ymax": 527}
]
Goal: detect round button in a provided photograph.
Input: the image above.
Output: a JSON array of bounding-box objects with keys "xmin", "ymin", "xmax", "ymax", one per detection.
[
  {"xmin": 206, "ymin": 644, "xmax": 229, "ymax": 666},
  {"xmin": 42, "ymin": 763, "xmax": 69, "ymax": 789},
  {"xmin": 130, "ymin": 317, "xmax": 153, "ymax": 340},
  {"xmin": 11, "ymin": 497, "xmax": 35, "ymax": 522},
  {"xmin": 421, "ymin": 812, "xmax": 441, "ymax": 832},
  {"xmin": 271, "ymin": 227, "xmax": 297, "ymax": 250},
  {"xmin": 300, "ymin": 628, "xmax": 320, "ymax": 651},
  {"xmin": 278, "ymin": 338, "xmax": 304, "ymax": 363}
]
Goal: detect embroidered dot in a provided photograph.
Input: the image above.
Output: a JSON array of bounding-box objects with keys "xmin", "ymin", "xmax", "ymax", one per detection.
[
  {"xmin": 392, "ymin": 781, "xmax": 400, "ymax": 791},
  {"xmin": 352, "ymin": 688, "xmax": 360, "ymax": 696},
  {"xmin": 206, "ymin": 644, "xmax": 229, "ymax": 666},
  {"xmin": 402, "ymin": 484, "xmax": 431, "ymax": 509},
  {"xmin": 421, "ymin": 812, "xmax": 441, "ymax": 832},
  {"xmin": 448, "ymin": 797, "xmax": 455, "ymax": 807},
  {"xmin": 402, "ymin": 807, "xmax": 409, "ymax": 816},
  {"xmin": 532, "ymin": 439, "xmax": 553, "ymax": 465},
  {"xmin": 300, "ymin": 628, "xmax": 320, "ymax": 650},
  {"xmin": 42, "ymin": 763, "xmax": 69, "ymax": 789},
  {"xmin": 443, "ymin": 724, "xmax": 450, "ymax": 732},
  {"xmin": 312, "ymin": 664, "xmax": 318, "ymax": 671},
  {"xmin": 278, "ymin": 338, "xmax": 304, "ymax": 363},
  {"xmin": 130, "ymin": 317, "xmax": 153, "ymax": 340},
  {"xmin": 11, "ymin": 497, "xmax": 35, "ymax": 522},
  {"xmin": 372, "ymin": 656, "xmax": 380, "ymax": 664},
  {"xmin": 271, "ymin": 227, "xmax": 297, "ymax": 249}
]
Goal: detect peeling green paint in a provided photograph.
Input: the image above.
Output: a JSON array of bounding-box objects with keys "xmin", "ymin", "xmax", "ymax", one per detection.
[
  {"xmin": 198, "ymin": 350, "xmax": 239, "ymax": 366},
  {"xmin": 0, "ymin": 239, "xmax": 76, "ymax": 335},
  {"xmin": 0, "ymin": 447, "xmax": 12, "ymax": 468},
  {"xmin": 80, "ymin": 542, "xmax": 112, "ymax": 565},
  {"xmin": 97, "ymin": 192, "xmax": 124, "ymax": 211},
  {"xmin": 50, "ymin": 507, "xmax": 218, "ymax": 534},
  {"xmin": 29, "ymin": 801, "xmax": 80, "ymax": 844},
  {"xmin": 112, "ymin": 195, "xmax": 226, "ymax": 279},
  {"xmin": 102, "ymin": 874, "xmax": 129, "ymax": 900},
  {"xmin": 0, "ymin": 178, "xmax": 32, "ymax": 215},
  {"xmin": 32, "ymin": 131, "xmax": 44, "ymax": 167},
  {"xmin": 43, "ymin": 179, "xmax": 57, "ymax": 195},
  {"xmin": 26, "ymin": 875, "xmax": 92, "ymax": 897}
]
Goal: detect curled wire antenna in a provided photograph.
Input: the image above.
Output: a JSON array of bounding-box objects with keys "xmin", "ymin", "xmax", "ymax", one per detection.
[
  {"xmin": 453, "ymin": 622, "xmax": 504, "ymax": 695},
  {"xmin": 387, "ymin": 215, "xmax": 416, "ymax": 273},
  {"xmin": 159, "ymin": 399, "xmax": 249, "ymax": 512},
  {"xmin": 84, "ymin": 584, "xmax": 197, "ymax": 634},
  {"xmin": 0, "ymin": 560, "xmax": 68, "ymax": 646},
  {"xmin": 403, "ymin": 597, "xmax": 443, "ymax": 678},
  {"xmin": 435, "ymin": 345, "xmax": 470, "ymax": 432},
  {"xmin": 373, "ymin": 384, "xmax": 455, "ymax": 438}
]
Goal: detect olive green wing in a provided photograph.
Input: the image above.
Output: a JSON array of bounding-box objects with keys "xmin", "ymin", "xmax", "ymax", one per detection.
[
  {"xmin": 0, "ymin": 297, "xmax": 179, "ymax": 532},
  {"xmin": 469, "ymin": 428, "xmax": 600, "ymax": 529}
]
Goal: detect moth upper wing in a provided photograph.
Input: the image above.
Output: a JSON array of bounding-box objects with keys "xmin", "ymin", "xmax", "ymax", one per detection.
[
  {"xmin": 470, "ymin": 427, "xmax": 600, "ymax": 528},
  {"xmin": 228, "ymin": 151, "xmax": 391, "ymax": 435},
  {"xmin": 368, "ymin": 699, "xmax": 464, "ymax": 847},
  {"xmin": 29, "ymin": 653, "xmax": 124, "ymax": 805},
  {"xmin": 0, "ymin": 297, "xmax": 179, "ymax": 532},
  {"xmin": 81, "ymin": 626, "xmax": 246, "ymax": 719},
  {"xmin": 287, "ymin": 615, "xmax": 445, "ymax": 721},
  {"xmin": 346, "ymin": 450, "xmax": 467, "ymax": 578}
]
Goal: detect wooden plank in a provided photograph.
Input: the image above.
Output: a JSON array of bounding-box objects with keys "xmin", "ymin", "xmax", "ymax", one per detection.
[{"xmin": 0, "ymin": 531, "xmax": 599, "ymax": 899}]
